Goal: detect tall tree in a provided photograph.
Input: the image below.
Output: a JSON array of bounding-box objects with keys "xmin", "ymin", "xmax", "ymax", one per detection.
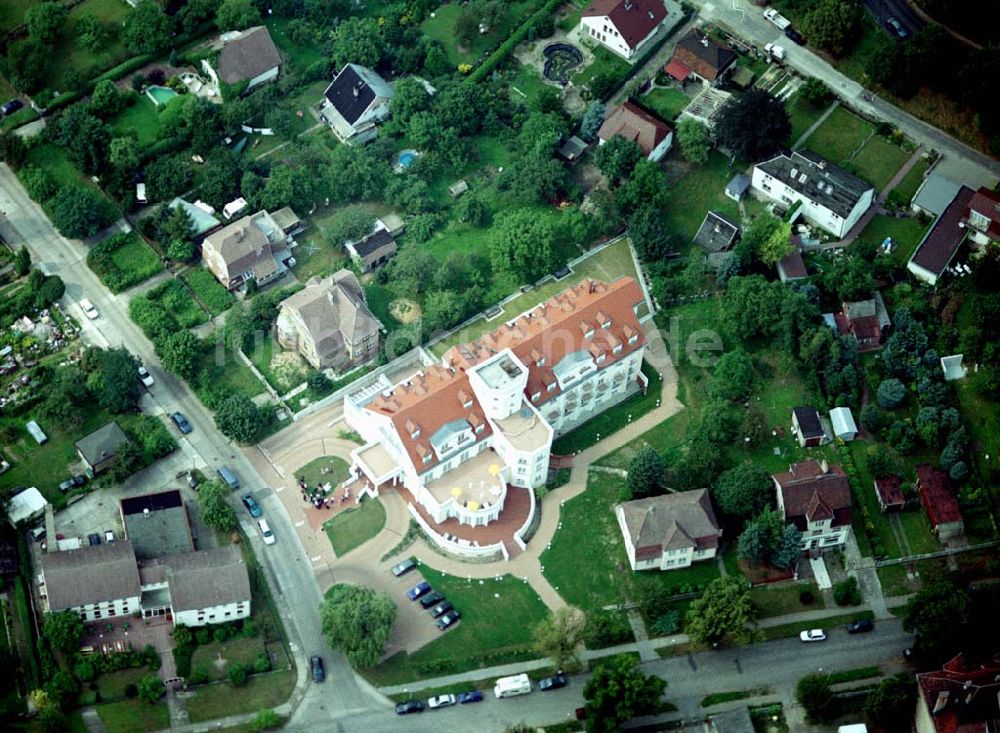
[
  {"xmin": 625, "ymin": 447, "xmax": 666, "ymax": 500},
  {"xmin": 215, "ymin": 393, "xmax": 266, "ymax": 444},
  {"xmin": 216, "ymin": 0, "xmax": 261, "ymax": 31},
  {"xmin": 865, "ymin": 674, "xmax": 917, "ymax": 732},
  {"xmin": 156, "ymin": 331, "xmax": 203, "ymax": 382},
  {"xmin": 594, "ymin": 136, "xmax": 643, "ymax": 184},
  {"xmin": 320, "ymin": 584, "xmax": 396, "ymax": 669},
  {"xmin": 796, "ymin": 673, "xmax": 836, "ymax": 722},
  {"xmin": 904, "ymin": 578, "xmax": 971, "ymax": 664},
  {"xmin": 802, "ymin": 0, "xmax": 863, "ymax": 58},
  {"xmin": 582, "ymin": 655, "xmax": 666, "ymax": 733},
  {"xmin": 329, "ymin": 16, "xmax": 384, "ymax": 69},
  {"xmin": 675, "ymin": 118, "xmax": 711, "ymax": 164},
  {"xmin": 532, "ymin": 606, "xmax": 587, "ymax": 671},
  {"xmin": 709, "ymin": 348, "xmax": 755, "ymax": 402},
  {"xmin": 685, "ymin": 576, "xmax": 759, "ymax": 647},
  {"xmin": 86, "ymin": 348, "xmax": 142, "ymax": 413},
  {"xmin": 122, "ymin": 1, "xmax": 173, "ymax": 55},
  {"xmin": 43, "ymin": 611, "xmax": 85, "ymax": 654},
  {"xmin": 25, "ymin": 2, "xmax": 67, "ymax": 44},
  {"xmin": 488, "ymin": 210, "xmax": 555, "ymax": 281},
  {"xmin": 198, "ymin": 479, "xmax": 238, "ymax": 531},
  {"xmin": 715, "ymin": 90, "xmax": 790, "ymax": 162},
  {"xmin": 712, "ymin": 463, "xmax": 773, "ymax": 518}
]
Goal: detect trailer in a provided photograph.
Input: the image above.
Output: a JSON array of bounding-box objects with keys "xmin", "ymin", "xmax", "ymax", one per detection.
[{"xmin": 764, "ymin": 7, "xmax": 792, "ymax": 30}]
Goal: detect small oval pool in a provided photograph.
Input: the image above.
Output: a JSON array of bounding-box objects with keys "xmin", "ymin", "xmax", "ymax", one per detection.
[
  {"xmin": 146, "ymin": 85, "xmax": 179, "ymax": 107},
  {"xmin": 397, "ymin": 149, "xmax": 420, "ymax": 168}
]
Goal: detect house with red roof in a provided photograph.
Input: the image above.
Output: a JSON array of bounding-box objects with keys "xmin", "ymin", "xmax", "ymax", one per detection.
[
  {"xmin": 580, "ymin": 0, "xmax": 668, "ymax": 61},
  {"xmin": 833, "ymin": 292, "xmax": 891, "ymax": 351},
  {"xmin": 874, "ymin": 476, "xmax": 905, "ymax": 512},
  {"xmin": 915, "ymin": 654, "xmax": 1000, "ymax": 733},
  {"xmin": 773, "ymin": 459, "xmax": 852, "ymax": 551},
  {"xmin": 962, "ymin": 186, "xmax": 1000, "ymax": 246},
  {"xmin": 908, "ymin": 185, "xmax": 975, "ymax": 286},
  {"xmin": 665, "ymin": 28, "xmax": 737, "ymax": 86},
  {"xmin": 916, "ymin": 464, "xmax": 964, "ymax": 541},
  {"xmin": 598, "ymin": 102, "xmax": 673, "ymax": 161}
]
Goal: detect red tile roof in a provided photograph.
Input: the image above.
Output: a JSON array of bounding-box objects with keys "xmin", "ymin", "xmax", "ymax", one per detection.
[
  {"xmin": 598, "ymin": 102, "xmax": 672, "ymax": 157},
  {"xmin": 917, "ymin": 654, "xmax": 1000, "ymax": 733},
  {"xmin": 777, "ymin": 249, "xmax": 807, "ymax": 280},
  {"xmin": 582, "ymin": 0, "xmax": 667, "ymax": 50},
  {"xmin": 773, "ymin": 460, "xmax": 852, "ymax": 530},
  {"xmin": 874, "ymin": 476, "xmax": 904, "ymax": 510},
  {"xmin": 670, "ymin": 28, "xmax": 737, "ymax": 82},
  {"xmin": 911, "ymin": 186, "xmax": 975, "ymax": 278},
  {"xmin": 964, "ymin": 186, "xmax": 1000, "ymax": 240},
  {"xmin": 664, "ymin": 59, "xmax": 691, "ymax": 81},
  {"xmin": 916, "ymin": 464, "xmax": 963, "ymax": 528}
]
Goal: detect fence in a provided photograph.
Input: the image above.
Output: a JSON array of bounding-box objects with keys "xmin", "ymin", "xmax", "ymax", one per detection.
[
  {"xmin": 873, "ymin": 540, "xmax": 1000, "ymax": 568},
  {"xmin": 406, "ymin": 504, "xmax": 509, "ymax": 561}
]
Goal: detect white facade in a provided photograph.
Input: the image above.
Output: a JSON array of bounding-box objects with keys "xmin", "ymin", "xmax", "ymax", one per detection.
[
  {"xmin": 176, "ymin": 600, "xmax": 251, "ymax": 627},
  {"xmin": 245, "ymin": 66, "xmax": 279, "ymax": 91},
  {"xmin": 616, "ymin": 507, "xmax": 717, "ymax": 571},
  {"xmin": 72, "ymin": 595, "xmax": 140, "ymax": 623},
  {"xmin": 774, "ymin": 482, "xmax": 851, "ymax": 550},
  {"xmin": 580, "ymin": 14, "xmax": 659, "ymax": 61},
  {"xmin": 906, "ymin": 259, "xmax": 942, "ymax": 286},
  {"xmin": 750, "ymin": 165, "xmax": 874, "ymax": 238}
]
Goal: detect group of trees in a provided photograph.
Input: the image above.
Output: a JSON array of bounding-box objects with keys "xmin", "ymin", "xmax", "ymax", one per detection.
[
  {"xmin": 737, "ymin": 508, "xmax": 802, "ymax": 569},
  {"xmin": 320, "ymin": 584, "xmax": 396, "ymax": 669},
  {"xmin": 198, "ymin": 479, "xmax": 239, "ymax": 532}
]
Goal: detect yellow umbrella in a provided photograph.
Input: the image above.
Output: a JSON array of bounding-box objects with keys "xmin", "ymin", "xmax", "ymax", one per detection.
[
  {"xmin": 467, "ymin": 500, "xmax": 480, "ymax": 511},
  {"xmin": 488, "ymin": 463, "xmax": 501, "ymax": 477},
  {"xmin": 451, "ymin": 487, "xmax": 463, "ymax": 497}
]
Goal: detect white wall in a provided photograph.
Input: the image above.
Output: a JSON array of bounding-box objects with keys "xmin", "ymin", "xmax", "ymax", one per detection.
[
  {"xmin": 580, "ymin": 14, "xmax": 660, "ymax": 60},
  {"xmin": 68, "ymin": 595, "xmax": 141, "ymax": 622},
  {"xmin": 751, "ymin": 166, "xmax": 873, "ymax": 239},
  {"xmin": 906, "ymin": 260, "xmax": 940, "ymax": 286},
  {"xmin": 648, "ymin": 131, "xmax": 673, "ymax": 162},
  {"xmin": 176, "ymin": 600, "xmax": 251, "ymax": 627},
  {"xmin": 246, "ymin": 66, "xmax": 279, "ymax": 91}
]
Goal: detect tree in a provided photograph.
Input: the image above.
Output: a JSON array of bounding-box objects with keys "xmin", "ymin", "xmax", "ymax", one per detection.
[
  {"xmin": 713, "ymin": 464, "xmax": 773, "ymax": 518},
  {"xmin": 421, "ymin": 290, "xmax": 465, "ymax": 335},
  {"xmin": 159, "ymin": 205, "xmax": 195, "ymax": 245},
  {"xmin": 250, "ymin": 709, "xmax": 283, "ymax": 732},
  {"xmin": 772, "ymin": 524, "xmax": 803, "ymax": 569},
  {"xmin": 489, "ymin": 210, "xmax": 555, "ymax": 281},
  {"xmin": 156, "ymin": 331, "xmax": 203, "ymax": 382},
  {"xmin": 86, "ymin": 348, "xmax": 142, "ymax": 413},
  {"xmin": 137, "ymin": 674, "xmax": 164, "ymax": 704},
  {"xmin": 324, "ymin": 205, "xmax": 374, "ymax": 246},
  {"xmin": 455, "ymin": 9, "xmax": 480, "ymax": 47},
  {"xmin": 122, "ymin": 1, "xmax": 172, "ymax": 55},
  {"xmin": 146, "ymin": 155, "xmax": 193, "ymax": 202},
  {"xmin": 580, "ymin": 102, "xmax": 605, "ymax": 141},
  {"xmin": 215, "ymin": 393, "xmax": 266, "ymax": 444},
  {"xmin": 675, "ymin": 118, "xmax": 711, "ymax": 164},
  {"xmin": 720, "ymin": 275, "xmax": 791, "ymax": 342},
  {"xmin": 715, "ymin": 90, "xmax": 791, "ymax": 162},
  {"xmin": 389, "ymin": 245, "xmax": 437, "ymax": 296},
  {"xmin": 227, "ymin": 663, "xmax": 248, "ymax": 686},
  {"xmin": 167, "ymin": 240, "xmax": 196, "ymax": 262},
  {"xmin": 320, "ymin": 584, "xmax": 396, "ymax": 669},
  {"xmin": 43, "ymin": 611, "xmax": 85, "ymax": 654},
  {"xmin": 44, "ymin": 670, "xmax": 79, "ymax": 710},
  {"xmin": 802, "ymin": 0, "xmax": 863, "ymax": 58},
  {"xmin": 49, "ymin": 187, "xmax": 115, "ymax": 239},
  {"xmin": 800, "ymin": 77, "xmax": 832, "ymax": 108},
  {"xmin": 0, "ymin": 131, "xmax": 28, "ymax": 170},
  {"xmin": 26, "ymin": 2, "xmax": 67, "ymax": 44},
  {"xmin": 198, "ymin": 479, "xmax": 238, "ymax": 531},
  {"xmin": 14, "ymin": 247, "xmax": 30, "ymax": 277},
  {"xmin": 796, "ymin": 673, "xmax": 836, "ymax": 722},
  {"xmin": 90, "ymin": 79, "xmax": 124, "ymax": 118},
  {"xmin": 709, "ymin": 348, "xmax": 755, "ymax": 402},
  {"xmin": 329, "ymin": 16, "xmax": 384, "ymax": 69},
  {"xmin": 739, "ymin": 215, "xmax": 792, "ymax": 266},
  {"xmin": 865, "ymin": 674, "xmax": 916, "ymax": 732},
  {"xmin": 532, "ymin": 606, "xmax": 586, "ymax": 671},
  {"xmin": 833, "ymin": 576, "xmax": 861, "ymax": 606},
  {"xmin": 216, "ymin": 0, "xmax": 260, "ymax": 31},
  {"xmin": 594, "ymin": 136, "xmax": 643, "ymax": 184},
  {"xmin": 904, "ymin": 578, "xmax": 971, "ymax": 664},
  {"xmin": 685, "ymin": 575, "xmax": 759, "ymax": 647},
  {"xmin": 582, "ymin": 654, "xmax": 666, "ymax": 733},
  {"xmin": 109, "ymin": 135, "xmax": 141, "ymax": 172},
  {"xmin": 738, "ymin": 509, "xmax": 802, "ymax": 568},
  {"xmin": 877, "ymin": 378, "xmax": 907, "ymax": 409},
  {"xmin": 624, "ymin": 447, "xmax": 665, "ymax": 500}
]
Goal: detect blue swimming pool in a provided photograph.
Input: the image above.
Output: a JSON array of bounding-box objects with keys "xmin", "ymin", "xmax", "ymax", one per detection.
[{"xmin": 397, "ymin": 149, "xmax": 420, "ymax": 168}]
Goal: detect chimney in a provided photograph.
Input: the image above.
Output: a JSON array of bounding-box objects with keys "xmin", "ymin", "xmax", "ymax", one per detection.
[
  {"xmin": 701, "ymin": 37, "xmax": 709, "ymax": 47},
  {"xmin": 353, "ymin": 81, "xmax": 363, "ymax": 98},
  {"xmin": 143, "ymin": 508, "xmax": 150, "ymax": 518},
  {"xmin": 819, "ymin": 459, "xmax": 829, "ymax": 474}
]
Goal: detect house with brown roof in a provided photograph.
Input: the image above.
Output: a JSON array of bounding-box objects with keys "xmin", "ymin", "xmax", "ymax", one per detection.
[
  {"xmin": 915, "ymin": 654, "xmax": 1000, "ymax": 733},
  {"xmin": 916, "ymin": 464, "xmax": 964, "ymax": 541},
  {"xmin": 665, "ymin": 28, "xmax": 737, "ymax": 86},
  {"xmin": 874, "ymin": 475, "xmax": 905, "ymax": 512},
  {"xmin": 276, "ymin": 270, "xmax": 382, "ymax": 370},
  {"xmin": 204, "ymin": 26, "xmax": 281, "ymax": 93},
  {"xmin": 777, "ymin": 247, "xmax": 808, "ymax": 283},
  {"xmin": 580, "ymin": 0, "xmax": 668, "ymax": 61},
  {"xmin": 962, "ymin": 186, "xmax": 1000, "ymax": 245},
  {"xmin": 598, "ymin": 102, "xmax": 673, "ymax": 161},
  {"xmin": 616, "ymin": 489, "xmax": 722, "ymax": 571},
  {"xmin": 833, "ymin": 292, "xmax": 891, "ymax": 351},
  {"xmin": 908, "ymin": 185, "xmax": 975, "ymax": 286},
  {"xmin": 773, "ymin": 459, "xmax": 852, "ymax": 551},
  {"xmin": 201, "ymin": 210, "xmax": 289, "ymax": 291}
]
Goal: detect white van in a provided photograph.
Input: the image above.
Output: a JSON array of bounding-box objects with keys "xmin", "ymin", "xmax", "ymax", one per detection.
[
  {"xmin": 257, "ymin": 519, "xmax": 276, "ymax": 545},
  {"xmin": 493, "ymin": 673, "xmax": 532, "ymax": 699}
]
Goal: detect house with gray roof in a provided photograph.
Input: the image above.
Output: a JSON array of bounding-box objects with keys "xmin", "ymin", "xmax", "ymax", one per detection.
[
  {"xmin": 206, "ymin": 26, "xmax": 281, "ymax": 93},
  {"xmin": 693, "ymin": 211, "xmax": 740, "ymax": 252},
  {"xmin": 276, "ymin": 270, "xmax": 382, "ymax": 370},
  {"xmin": 616, "ymin": 489, "xmax": 722, "ymax": 571},
  {"xmin": 201, "ymin": 209, "xmax": 288, "ymax": 290},
  {"xmin": 751, "ymin": 150, "xmax": 875, "ymax": 238},
  {"xmin": 41, "ymin": 541, "xmax": 142, "ymax": 621},
  {"xmin": 75, "ymin": 421, "xmax": 130, "ymax": 476},
  {"xmin": 345, "ymin": 224, "xmax": 398, "ymax": 272},
  {"xmin": 320, "ymin": 64, "xmax": 394, "ymax": 145},
  {"xmin": 911, "ymin": 170, "xmax": 963, "ymax": 217},
  {"xmin": 120, "ymin": 490, "xmax": 194, "ymax": 560}
]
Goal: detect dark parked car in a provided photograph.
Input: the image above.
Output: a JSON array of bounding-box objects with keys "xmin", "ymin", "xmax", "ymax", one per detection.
[
  {"xmin": 846, "ymin": 619, "xmax": 874, "ymax": 634},
  {"xmin": 242, "ymin": 494, "xmax": 263, "ymax": 518},
  {"xmin": 887, "ymin": 17, "xmax": 910, "ymax": 39},
  {"xmin": 394, "ymin": 700, "xmax": 425, "ymax": 715},
  {"xmin": 419, "ymin": 591, "xmax": 445, "ymax": 609},
  {"xmin": 429, "ymin": 601, "xmax": 453, "ymax": 619},
  {"xmin": 784, "ymin": 26, "xmax": 804, "ymax": 44},
  {"xmin": 1, "ymin": 99, "xmax": 23, "ymax": 116},
  {"xmin": 59, "ymin": 475, "xmax": 86, "ymax": 492},
  {"xmin": 436, "ymin": 610, "xmax": 461, "ymax": 630},
  {"xmin": 310, "ymin": 655, "xmax": 325, "ymax": 682},
  {"xmin": 539, "ymin": 674, "xmax": 568, "ymax": 691},
  {"xmin": 392, "ymin": 558, "xmax": 417, "ymax": 576},
  {"xmin": 407, "ymin": 581, "xmax": 432, "ymax": 601},
  {"xmin": 171, "ymin": 411, "xmax": 192, "ymax": 434},
  {"xmin": 457, "ymin": 690, "xmax": 483, "ymax": 704},
  {"xmin": 87, "ymin": 533, "xmax": 101, "ymax": 546}
]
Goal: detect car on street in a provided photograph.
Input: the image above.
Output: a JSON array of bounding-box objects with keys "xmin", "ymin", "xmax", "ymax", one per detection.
[
  {"xmin": 217, "ymin": 465, "xmax": 240, "ymax": 490},
  {"xmin": 171, "ymin": 412, "xmax": 192, "ymax": 434},
  {"xmin": 87, "ymin": 533, "xmax": 101, "ymax": 546},
  {"xmin": 419, "ymin": 591, "xmax": 445, "ymax": 609},
  {"xmin": 784, "ymin": 26, "xmax": 804, "ymax": 44},
  {"xmin": 407, "ymin": 581, "xmax": 432, "ymax": 601},
  {"xmin": 427, "ymin": 694, "xmax": 457, "ymax": 709},
  {"xmin": 538, "ymin": 674, "xmax": 568, "ymax": 691},
  {"xmin": 310, "ymin": 655, "xmax": 325, "ymax": 683},
  {"xmin": 457, "ymin": 690, "xmax": 483, "ymax": 704},
  {"xmin": 429, "ymin": 601, "xmax": 453, "ymax": 619},
  {"xmin": 392, "ymin": 557, "xmax": 417, "ymax": 576},
  {"xmin": 104, "ymin": 530, "xmax": 115, "ymax": 543},
  {"xmin": 257, "ymin": 518, "xmax": 275, "ymax": 545},
  {"xmin": 436, "ymin": 610, "xmax": 461, "ymax": 630},
  {"xmin": 138, "ymin": 365, "xmax": 154, "ymax": 387},
  {"xmin": 394, "ymin": 700, "xmax": 425, "ymax": 715},
  {"xmin": 887, "ymin": 17, "xmax": 910, "ymax": 39},
  {"xmin": 242, "ymin": 494, "xmax": 263, "ymax": 518},
  {"xmin": 799, "ymin": 629, "xmax": 827, "ymax": 642},
  {"xmin": 58, "ymin": 475, "xmax": 86, "ymax": 492},
  {"xmin": 846, "ymin": 619, "xmax": 874, "ymax": 634},
  {"xmin": 1, "ymin": 99, "xmax": 24, "ymax": 116},
  {"xmin": 79, "ymin": 298, "xmax": 99, "ymax": 319}
]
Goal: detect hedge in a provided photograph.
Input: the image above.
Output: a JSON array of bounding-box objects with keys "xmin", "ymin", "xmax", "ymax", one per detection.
[{"xmin": 467, "ymin": 0, "xmax": 563, "ymax": 84}]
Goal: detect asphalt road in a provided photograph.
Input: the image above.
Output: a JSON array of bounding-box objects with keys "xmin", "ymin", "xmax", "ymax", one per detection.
[{"xmin": 862, "ymin": 0, "xmax": 925, "ymax": 38}]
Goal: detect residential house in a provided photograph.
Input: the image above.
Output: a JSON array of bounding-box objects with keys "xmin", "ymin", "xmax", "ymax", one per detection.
[
  {"xmin": 168, "ymin": 198, "xmax": 222, "ymax": 239},
  {"xmin": 275, "ymin": 270, "xmax": 382, "ymax": 370},
  {"xmin": 911, "ymin": 171, "xmax": 962, "ymax": 217},
  {"xmin": 915, "ymin": 654, "xmax": 1000, "ymax": 733},
  {"xmin": 678, "ymin": 86, "xmax": 732, "ymax": 133},
  {"xmin": 907, "ymin": 186, "xmax": 975, "ymax": 286},
  {"xmin": 752, "ymin": 150, "xmax": 876, "ymax": 238},
  {"xmin": 791, "ymin": 406, "xmax": 827, "ymax": 448},
  {"xmin": 829, "ymin": 406, "xmax": 858, "ymax": 442},
  {"xmin": 75, "ymin": 421, "xmax": 129, "ymax": 476},
  {"xmin": 773, "ymin": 459, "xmax": 853, "ymax": 551},
  {"xmin": 201, "ymin": 210, "xmax": 289, "ymax": 290},
  {"xmin": 41, "ymin": 541, "xmax": 142, "ymax": 622},
  {"xmin": 615, "ymin": 489, "xmax": 722, "ymax": 571},
  {"xmin": 580, "ymin": 0, "xmax": 668, "ymax": 61},
  {"xmin": 833, "ymin": 293, "xmax": 891, "ymax": 351},
  {"xmin": 319, "ymin": 64, "xmax": 394, "ymax": 145},
  {"xmin": 5, "ymin": 487, "xmax": 48, "ymax": 526},
  {"xmin": 874, "ymin": 476, "xmax": 904, "ymax": 512},
  {"xmin": 665, "ymin": 28, "xmax": 737, "ymax": 85},
  {"xmin": 343, "ymin": 278, "xmax": 649, "ymax": 538},
  {"xmin": 270, "ymin": 206, "xmax": 304, "ymax": 237},
  {"xmin": 205, "ymin": 26, "xmax": 281, "ymax": 93},
  {"xmin": 726, "ymin": 173, "xmax": 751, "ymax": 202},
  {"xmin": 597, "ymin": 102, "xmax": 673, "ymax": 161},
  {"xmin": 345, "ymin": 223, "xmax": 398, "ymax": 273},
  {"xmin": 916, "ymin": 464, "xmax": 964, "ymax": 541},
  {"xmin": 962, "ymin": 186, "xmax": 1000, "ymax": 245},
  {"xmin": 693, "ymin": 211, "xmax": 740, "ymax": 253},
  {"xmin": 940, "ymin": 354, "xmax": 967, "ymax": 382},
  {"xmin": 777, "ymin": 247, "xmax": 808, "ymax": 283},
  {"xmin": 120, "ymin": 490, "xmax": 195, "ymax": 561}
]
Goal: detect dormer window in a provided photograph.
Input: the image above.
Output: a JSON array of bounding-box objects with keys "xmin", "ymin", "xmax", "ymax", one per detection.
[
  {"xmin": 547, "ymin": 381, "xmax": 557, "ymax": 392},
  {"xmin": 596, "ymin": 353, "xmax": 606, "ymax": 364},
  {"xmin": 531, "ymin": 391, "xmax": 541, "ymax": 401},
  {"xmin": 475, "ymin": 423, "xmax": 484, "ymax": 433},
  {"xmin": 613, "ymin": 344, "xmax": 622, "ymax": 354},
  {"xmin": 580, "ymin": 320, "xmax": 595, "ymax": 339},
  {"xmin": 422, "ymin": 453, "xmax": 431, "ymax": 464},
  {"xmin": 458, "ymin": 390, "xmax": 473, "ymax": 409},
  {"xmin": 969, "ymin": 209, "xmax": 990, "ymax": 231},
  {"xmin": 628, "ymin": 333, "xmax": 638, "ymax": 344},
  {"xmin": 602, "ymin": 320, "xmax": 611, "ymax": 329},
  {"xmin": 537, "ymin": 356, "xmax": 546, "ymax": 367}
]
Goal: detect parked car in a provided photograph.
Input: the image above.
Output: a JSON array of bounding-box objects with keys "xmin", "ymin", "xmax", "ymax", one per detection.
[
  {"xmin": 310, "ymin": 655, "xmax": 325, "ymax": 683},
  {"xmin": 58, "ymin": 475, "xmax": 86, "ymax": 492},
  {"xmin": 257, "ymin": 518, "xmax": 275, "ymax": 545},
  {"xmin": 394, "ymin": 700, "xmax": 425, "ymax": 715},
  {"xmin": 30, "ymin": 526, "xmax": 45, "ymax": 542},
  {"xmin": 217, "ymin": 465, "xmax": 240, "ymax": 490},
  {"xmin": 436, "ymin": 610, "xmax": 461, "ymax": 630},
  {"xmin": 429, "ymin": 601, "xmax": 453, "ymax": 619},
  {"xmin": 799, "ymin": 629, "xmax": 827, "ymax": 642},
  {"xmin": 242, "ymin": 494, "xmax": 262, "ymax": 518},
  {"xmin": 427, "ymin": 694, "xmax": 457, "ymax": 709},
  {"xmin": 407, "ymin": 581, "xmax": 432, "ymax": 601},
  {"xmin": 887, "ymin": 17, "xmax": 910, "ymax": 39},
  {"xmin": 79, "ymin": 298, "xmax": 99, "ymax": 319},
  {"xmin": 457, "ymin": 690, "xmax": 483, "ymax": 704},
  {"xmin": 104, "ymin": 530, "xmax": 115, "ymax": 543},
  {"xmin": 538, "ymin": 674, "xmax": 568, "ymax": 691},
  {"xmin": 847, "ymin": 619, "xmax": 874, "ymax": 634},
  {"xmin": 391, "ymin": 557, "xmax": 417, "ymax": 576},
  {"xmin": 764, "ymin": 42, "xmax": 787, "ymax": 61},
  {"xmin": 87, "ymin": 533, "xmax": 101, "ymax": 546},
  {"xmin": 419, "ymin": 591, "xmax": 445, "ymax": 609},
  {"xmin": 1, "ymin": 99, "xmax": 24, "ymax": 116},
  {"xmin": 784, "ymin": 26, "xmax": 804, "ymax": 44},
  {"xmin": 138, "ymin": 365, "xmax": 154, "ymax": 387},
  {"xmin": 171, "ymin": 412, "xmax": 192, "ymax": 434}
]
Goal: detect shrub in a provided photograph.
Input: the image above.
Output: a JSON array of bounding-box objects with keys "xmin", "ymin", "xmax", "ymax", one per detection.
[
  {"xmin": 799, "ymin": 590, "xmax": 815, "ymax": 605},
  {"xmin": 195, "ymin": 628, "xmax": 211, "ymax": 645},
  {"xmin": 228, "ymin": 664, "xmax": 248, "ymax": 687},
  {"xmin": 253, "ymin": 652, "xmax": 270, "ymax": 674},
  {"xmin": 650, "ymin": 610, "xmax": 681, "ymax": 636},
  {"xmin": 833, "ymin": 577, "xmax": 861, "ymax": 606},
  {"xmin": 214, "ymin": 626, "xmax": 229, "ymax": 644},
  {"xmin": 123, "ymin": 683, "xmax": 138, "ymax": 698}
]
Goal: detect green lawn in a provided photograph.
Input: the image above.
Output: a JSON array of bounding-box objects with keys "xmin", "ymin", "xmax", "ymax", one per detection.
[
  {"xmin": 190, "ymin": 636, "xmax": 269, "ymax": 682},
  {"xmin": 89, "ymin": 232, "xmax": 163, "ymax": 293},
  {"xmin": 109, "ymin": 95, "xmax": 171, "ymax": 146},
  {"xmin": 856, "ymin": 214, "xmax": 931, "ymax": 267},
  {"xmin": 421, "ymin": 0, "xmax": 538, "ymax": 68},
  {"xmin": 798, "ymin": 106, "xmax": 874, "ymax": 164},
  {"xmin": 876, "ymin": 564, "xmax": 919, "ymax": 597},
  {"xmin": 324, "ymin": 497, "xmax": 387, "ymax": 556},
  {"xmin": 44, "ymin": 0, "xmax": 131, "ymax": 92},
  {"xmin": 761, "ymin": 610, "xmax": 874, "ymax": 641},
  {"xmin": 143, "ymin": 279, "xmax": 208, "ymax": 329},
  {"xmin": 95, "ymin": 700, "xmax": 170, "ymax": 733},
  {"xmin": 508, "ymin": 62, "xmax": 551, "ymax": 106},
  {"xmin": 196, "ymin": 348, "xmax": 265, "ymax": 401},
  {"xmin": 265, "ymin": 17, "xmax": 325, "ymax": 75},
  {"xmin": 851, "ymin": 136, "xmax": 912, "ymax": 191},
  {"xmin": 642, "ymin": 88, "xmax": 690, "ymax": 123},
  {"xmin": 184, "ymin": 669, "xmax": 296, "ymax": 723},
  {"xmin": 180, "ymin": 267, "xmax": 234, "ymax": 317},
  {"xmin": 663, "ymin": 151, "xmax": 742, "ymax": 241},
  {"xmin": 0, "ymin": 0, "xmax": 35, "ymax": 33},
  {"xmin": 890, "ymin": 157, "xmax": 930, "ymax": 203},
  {"xmin": 91, "ymin": 668, "xmax": 149, "ymax": 700},
  {"xmin": 750, "ymin": 582, "xmax": 827, "ymax": 619},
  {"xmin": 787, "ymin": 96, "xmax": 830, "ymax": 147},
  {"xmin": 572, "ymin": 45, "xmax": 630, "ymax": 93},
  {"xmin": 364, "ymin": 563, "xmax": 550, "ymax": 686},
  {"xmin": 297, "ymin": 455, "xmax": 350, "ymax": 487},
  {"xmin": 895, "ymin": 510, "xmax": 941, "ymax": 556}
]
